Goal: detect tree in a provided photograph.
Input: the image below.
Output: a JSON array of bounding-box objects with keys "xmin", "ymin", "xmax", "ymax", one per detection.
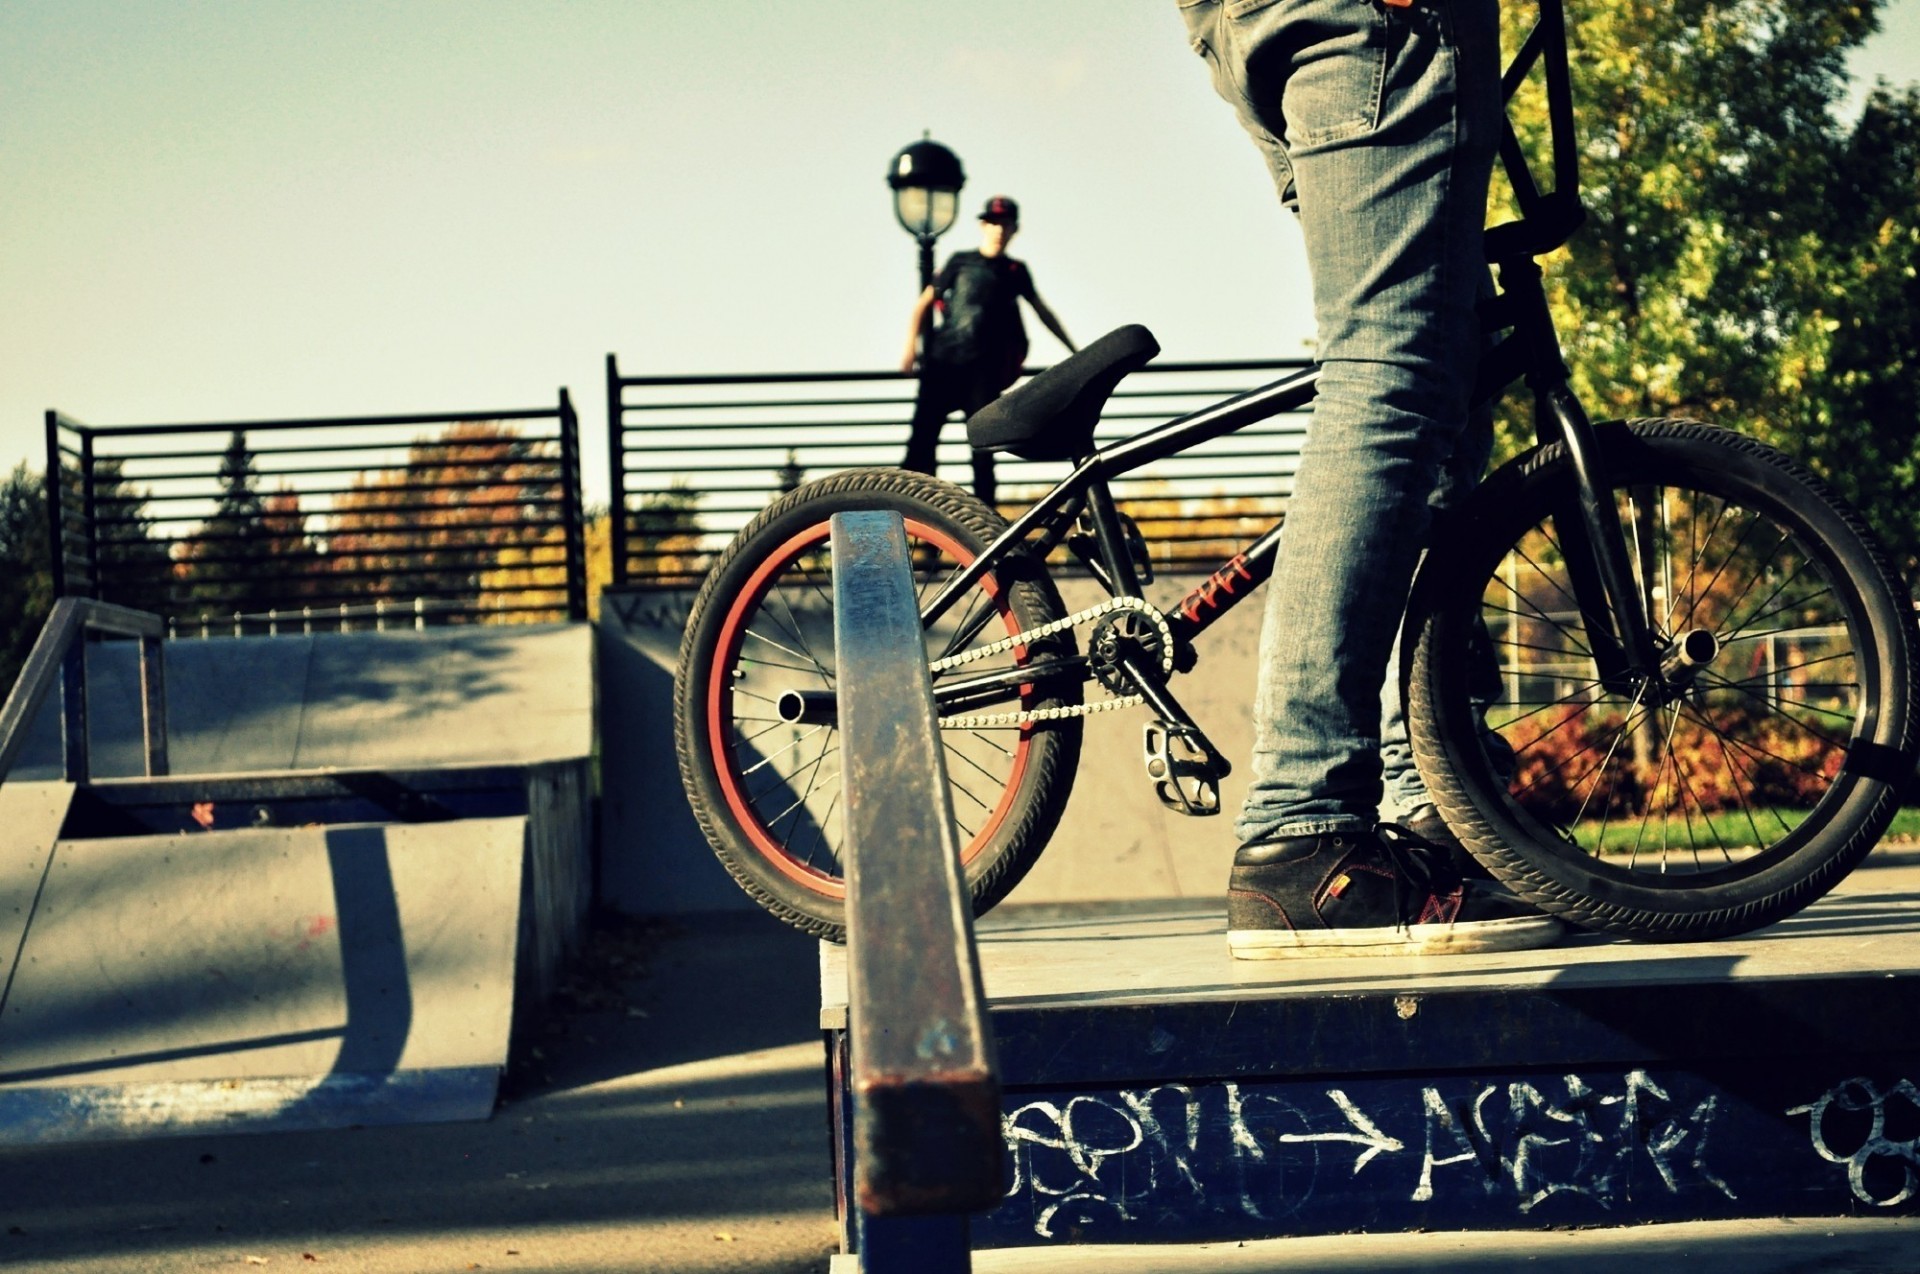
[
  {"xmin": 774, "ymin": 450, "xmax": 805, "ymax": 496},
  {"xmin": 328, "ymin": 422, "xmax": 558, "ymax": 620},
  {"xmin": 1796, "ymin": 84, "xmax": 1920, "ymax": 577},
  {"xmin": 89, "ymin": 457, "xmax": 171, "ymax": 610},
  {"xmin": 627, "ymin": 485, "xmax": 704, "ymax": 585},
  {"xmin": 174, "ymin": 432, "xmax": 320, "ymax": 620},
  {"xmin": 1498, "ymin": 0, "xmax": 1920, "ymax": 576},
  {"xmin": 0, "ymin": 463, "xmax": 53, "ymax": 701}
]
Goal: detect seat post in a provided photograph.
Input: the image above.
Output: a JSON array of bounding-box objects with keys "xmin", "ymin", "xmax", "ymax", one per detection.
[{"xmin": 1080, "ymin": 469, "xmax": 1143, "ymax": 597}]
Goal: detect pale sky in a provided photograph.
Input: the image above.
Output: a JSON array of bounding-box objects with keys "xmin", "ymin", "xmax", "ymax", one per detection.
[{"xmin": 2, "ymin": 0, "xmax": 1914, "ymax": 508}]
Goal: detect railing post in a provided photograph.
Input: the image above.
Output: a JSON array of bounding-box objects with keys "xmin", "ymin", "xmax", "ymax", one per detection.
[
  {"xmin": 58, "ymin": 635, "xmax": 88, "ymax": 785},
  {"xmin": 605, "ymin": 354, "xmax": 630, "ymax": 590},
  {"xmin": 78, "ymin": 432, "xmax": 98, "ymax": 603},
  {"xmin": 831, "ymin": 510, "xmax": 1000, "ymax": 1274},
  {"xmin": 0, "ymin": 600, "xmax": 169, "ymax": 790},
  {"xmin": 139, "ymin": 630, "xmax": 169, "ymax": 778},
  {"xmin": 43, "ymin": 411, "xmax": 65, "ymax": 600},
  {"xmin": 558, "ymin": 386, "xmax": 588, "ymax": 620}
]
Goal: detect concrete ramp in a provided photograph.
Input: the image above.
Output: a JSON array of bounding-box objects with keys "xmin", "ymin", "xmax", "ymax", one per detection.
[
  {"xmin": 0, "ymin": 812, "xmax": 524, "ymax": 1144},
  {"xmin": 5, "ymin": 623, "xmax": 593, "ymax": 781}
]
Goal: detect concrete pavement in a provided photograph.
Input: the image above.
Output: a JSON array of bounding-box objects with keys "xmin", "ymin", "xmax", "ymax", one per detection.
[
  {"xmin": 7, "ymin": 862, "xmax": 1920, "ymax": 1272},
  {"xmin": 0, "ymin": 911, "xmax": 839, "ymax": 1274}
]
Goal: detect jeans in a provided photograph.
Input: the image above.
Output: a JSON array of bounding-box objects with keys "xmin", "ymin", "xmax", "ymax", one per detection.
[
  {"xmin": 1176, "ymin": 0, "xmax": 1501, "ymax": 841},
  {"xmin": 904, "ymin": 361, "xmax": 1005, "ymax": 506}
]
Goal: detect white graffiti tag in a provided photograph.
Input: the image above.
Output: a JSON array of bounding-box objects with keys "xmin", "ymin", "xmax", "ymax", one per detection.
[
  {"xmin": 999, "ymin": 1070, "xmax": 1733, "ymax": 1238},
  {"xmin": 1788, "ymin": 1077, "xmax": 1920, "ymax": 1206}
]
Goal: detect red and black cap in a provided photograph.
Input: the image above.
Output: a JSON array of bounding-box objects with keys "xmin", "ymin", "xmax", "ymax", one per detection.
[{"xmin": 979, "ymin": 195, "xmax": 1020, "ymax": 225}]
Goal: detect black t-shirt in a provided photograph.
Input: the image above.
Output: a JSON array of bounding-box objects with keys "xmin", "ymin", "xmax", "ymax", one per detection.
[{"xmin": 926, "ymin": 250, "xmax": 1036, "ymax": 375}]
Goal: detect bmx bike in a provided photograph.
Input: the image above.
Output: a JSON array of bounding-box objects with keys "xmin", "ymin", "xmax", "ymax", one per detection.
[{"xmin": 672, "ymin": 0, "xmax": 1919, "ymax": 943}]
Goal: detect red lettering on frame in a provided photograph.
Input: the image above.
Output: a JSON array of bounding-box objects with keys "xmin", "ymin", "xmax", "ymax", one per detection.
[{"xmin": 1179, "ymin": 554, "xmax": 1253, "ymax": 623}]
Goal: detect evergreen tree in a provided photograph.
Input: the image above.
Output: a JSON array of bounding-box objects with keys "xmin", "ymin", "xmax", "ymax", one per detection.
[
  {"xmin": 88, "ymin": 456, "xmax": 171, "ymax": 613},
  {"xmin": 176, "ymin": 431, "xmax": 318, "ymax": 621},
  {"xmin": 0, "ymin": 463, "xmax": 54, "ymax": 701}
]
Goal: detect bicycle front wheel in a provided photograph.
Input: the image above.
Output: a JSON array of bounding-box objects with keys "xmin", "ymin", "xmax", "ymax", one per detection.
[
  {"xmin": 1409, "ymin": 419, "xmax": 1918, "ymax": 939},
  {"xmin": 673, "ymin": 467, "xmax": 1083, "ymax": 941}
]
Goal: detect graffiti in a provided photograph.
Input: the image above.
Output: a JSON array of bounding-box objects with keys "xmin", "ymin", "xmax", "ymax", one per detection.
[
  {"xmin": 604, "ymin": 592, "xmax": 693, "ymax": 632},
  {"xmin": 1788, "ymin": 1078, "xmax": 1920, "ymax": 1207},
  {"xmin": 1000, "ymin": 1070, "xmax": 1733, "ymax": 1239}
]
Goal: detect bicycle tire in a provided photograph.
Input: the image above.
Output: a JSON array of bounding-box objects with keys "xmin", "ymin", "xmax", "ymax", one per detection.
[
  {"xmin": 1408, "ymin": 419, "xmax": 1918, "ymax": 939},
  {"xmin": 673, "ymin": 467, "xmax": 1083, "ymax": 941}
]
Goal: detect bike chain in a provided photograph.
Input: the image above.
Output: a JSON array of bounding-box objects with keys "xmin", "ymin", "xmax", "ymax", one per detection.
[{"xmin": 931, "ymin": 596, "xmax": 1174, "ymax": 730}]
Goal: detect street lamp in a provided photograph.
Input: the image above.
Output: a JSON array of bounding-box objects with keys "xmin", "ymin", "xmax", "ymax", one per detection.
[{"xmin": 887, "ymin": 135, "xmax": 965, "ymax": 291}]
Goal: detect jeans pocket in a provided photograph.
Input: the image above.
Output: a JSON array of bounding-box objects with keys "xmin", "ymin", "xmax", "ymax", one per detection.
[{"xmin": 1280, "ymin": 8, "xmax": 1389, "ymax": 147}]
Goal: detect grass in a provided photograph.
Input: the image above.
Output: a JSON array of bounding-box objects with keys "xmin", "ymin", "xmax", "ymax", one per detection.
[{"xmin": 1561, "ymin": 804, "xmax": 1920, "ymax": 856}]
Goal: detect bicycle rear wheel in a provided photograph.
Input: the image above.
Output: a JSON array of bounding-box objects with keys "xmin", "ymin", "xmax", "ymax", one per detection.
[
  {"xmin": 1408, "ymin": 420, "xmax": 1918, "ymax": 939},
  {"xmin": 673, "ymin": 467, "xmax": 1082, "ymax": 941}
]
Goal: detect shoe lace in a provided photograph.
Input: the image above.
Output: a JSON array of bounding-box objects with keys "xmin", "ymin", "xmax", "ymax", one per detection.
[{"xmin": 1375, "ymin": 821, "xmax": 1465, "ymax": 921}]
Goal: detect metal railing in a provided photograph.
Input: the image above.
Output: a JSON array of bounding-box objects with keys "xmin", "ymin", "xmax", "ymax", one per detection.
[
  {"xmin": 0, "ymin": 599, "xmax": 169, "ymax": 787},
  {"xmin": 46, "ymin": 396, "xmax": 588, "ymax": 628},
  {"xmin": 607, "ymin": 352, "xmax": 1315, "ymax": 587},
  {"xmin": 832, "ymin": 509, "xmax": 1000, "ymax": 1272}
]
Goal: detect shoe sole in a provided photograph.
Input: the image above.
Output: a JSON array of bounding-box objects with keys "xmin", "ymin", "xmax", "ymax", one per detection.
[{"xmin": 1228, "ymin": 914, "xmax": 1565, "ymax": 959}]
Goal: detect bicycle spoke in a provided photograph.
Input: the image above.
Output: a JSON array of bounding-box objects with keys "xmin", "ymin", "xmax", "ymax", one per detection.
[
  {"xmin": 1673, "ymin": 502, "xmax": 1768, "ymax": 635},
  {"xmin": 1692, "ymin": 670, "xmax": 1858, "ymax": 748},
  {"xmin": 1494, "ymin": 543, "xmax": 1604, "ymax": 662},
  {"xmin": 771, "ymin": 586, "xmax": 834, "ymax": 686},
  {"xmin": 778, "ymin": 737, "xmax": 841, "ymax": 861},
  {"xmin": 744, "ymin": 626, "xmax": 828, "ymax": 674},
  {"xmin": 798, "ymin": 790, "xmax": 843, "ymax": 874},
  {"xmin": 738, "ymin": 724, "xmax": 830, "ymax": 776},
  {"xmin": 1624, "ymin": 704, "xmax": 1684, "ymax": 872}
]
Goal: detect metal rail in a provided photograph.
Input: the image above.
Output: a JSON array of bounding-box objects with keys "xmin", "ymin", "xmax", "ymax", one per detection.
[
  {"xmin": 832, "ymin": 510, "xmax": 999, "ymax": 1272},
  {"xmin": 46, "ymin": 396, "xmax": 588, "ymax": 627},
  {"xmin": 608, "ymin": 353, "xmax": 1314, "ymax": 586},
  {"xmin": 0, "ymin": 598, "xmax": 169, "ymax": 787}
]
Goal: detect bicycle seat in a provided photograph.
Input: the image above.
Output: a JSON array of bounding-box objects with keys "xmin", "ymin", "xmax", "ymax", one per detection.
[{"xmin": 968, "ymin": 323, "xmax": 1160, "ymax": 462}]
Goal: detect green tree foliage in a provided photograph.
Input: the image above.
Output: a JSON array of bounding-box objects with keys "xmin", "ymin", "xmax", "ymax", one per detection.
[
  {"xmin": 1499, "ymin": 0, "xmax": 1920, "ymax": 577},
  {"xmin": 1801, "ymin": 84, "xmax": 1920, "ymax": 577},
  {"xmin": 0, "ymin": 463, "xmax": 54, "ymax": 701}
]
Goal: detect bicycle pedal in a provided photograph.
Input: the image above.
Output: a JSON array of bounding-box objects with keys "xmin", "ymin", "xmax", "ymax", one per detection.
[{"xmin": 1143, "ymin": 721, "xmax": 1223, "ymax": 817}]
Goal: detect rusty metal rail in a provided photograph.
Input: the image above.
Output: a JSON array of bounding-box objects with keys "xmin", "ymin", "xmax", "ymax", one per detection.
[
  {"xmin": 0, "ymin": 598, "xmax": 169, "ymax": 787},
  {"xmin": 831, "ymin": 509, "xmax": 1000, "ymax": 1272}
]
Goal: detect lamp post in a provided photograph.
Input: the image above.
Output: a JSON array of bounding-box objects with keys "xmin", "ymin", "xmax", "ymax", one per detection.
[{"xmin": 887, "ymin": 135, "xmax": 965, "ymax": 291}]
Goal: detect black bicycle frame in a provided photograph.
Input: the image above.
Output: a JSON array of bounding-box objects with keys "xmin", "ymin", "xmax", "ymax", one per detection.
[{"xmin": 919, "ymin": 0, "xmax": 1656, "ymax": 718}]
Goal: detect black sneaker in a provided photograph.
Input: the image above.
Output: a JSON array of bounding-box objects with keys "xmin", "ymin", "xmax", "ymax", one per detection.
[{"xmin": 1227, "ymin": 825, "xmax": 1563, "ymax": 959}]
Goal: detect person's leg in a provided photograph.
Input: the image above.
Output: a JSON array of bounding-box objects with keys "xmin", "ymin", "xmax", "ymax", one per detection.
[
  {"xmin": 970, "ymin": 448, "xmax": 998, "ymax": 509},
  {"xmin": 1187, "ymin": 0, "xmax": 1502, "ymax": 841},
  {"xmin": 1378, "ymin": 398, "xmax": 1494, "ymax": 823},
  {"xmin": 958, "ymin": 366, "xmax": 1003, "ymax": 508},
  {"xmin": 1181, "ymin": 0, "xmax": 1553, "ymax": 954},
  {"xmin": 903, "ymin": 368, "xmax": 954, "ymax": 476}
]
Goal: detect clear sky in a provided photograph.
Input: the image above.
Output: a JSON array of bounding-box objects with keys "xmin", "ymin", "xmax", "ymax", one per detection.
[{"xmin": 2, "ymin": 0, "xmax": 1914, "ymax": 508}]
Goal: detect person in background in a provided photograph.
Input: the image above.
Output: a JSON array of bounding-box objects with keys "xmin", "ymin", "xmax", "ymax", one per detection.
[{"xmin": 900, "ymin": 195, "xmax": 1076, "ymax": 506}]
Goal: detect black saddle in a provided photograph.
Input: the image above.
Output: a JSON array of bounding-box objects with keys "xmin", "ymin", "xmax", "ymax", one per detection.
[{"xmin": 967, "ymin": 324, "xmax": 1160, "ymax": 462}]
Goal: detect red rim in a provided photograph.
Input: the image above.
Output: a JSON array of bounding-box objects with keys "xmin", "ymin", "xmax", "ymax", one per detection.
[{"xmin": 706, "ymin": 517, "xmax": 1035, "ymax": 896}]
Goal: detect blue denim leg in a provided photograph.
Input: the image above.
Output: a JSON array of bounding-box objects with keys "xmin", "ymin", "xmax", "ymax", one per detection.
[
  {"xmin": 1378, "ymin": 399, "xmax": 1491, "ymax": 819},
  {"xmin": 1177, "ymin": 0, "xmax": 1501, "ymax": 841}
]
